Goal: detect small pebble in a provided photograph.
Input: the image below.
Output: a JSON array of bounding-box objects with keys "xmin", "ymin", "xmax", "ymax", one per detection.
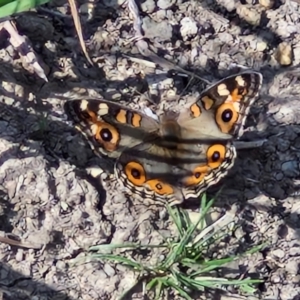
[
  {"xmin": 142, "ymin": 17, "xmax": 173, "ymax": 41},
  {"xmin": 272, "ymin": 275, "xmax": 282, "ymax": 283},
  {"xmin": 80, "ymin": 3, "xmax": 95, "ymax": 20},
  {"xmin": 276, "ymin": 42, "xmax": 293, "ymax": 66},
  {"xmin": 272, "ymin": 249, "xmax": 285, "ymax": 259},
  {"xmin": 285, "ymin": 260, "xmax": 300, "ymax": 275},
  {"xmin": 259, "ymin": 0, "xmax": 274, "ymax": 8},
  {"xmin": 234, "ymin": 227, "xmax": 245, "ymax": 240},
  {"xmin": 157, "ymin": 0, "xmax": 175, "ymax": 9},
  {"xmin": 237, "ymin": 5, "xmax": 261, "ymax": 26},
  {"xmin": 140, "ymin": 0, "xmax": 156, "ymax": 13},
  {"xmin": 104, "ymin": 263, "xmax": 115, "ymax": 277},
  {"xmin": 276, "ymin": 140, "xmax": 290, "ymax": 152},
  {"xmin": 256, "ymin": 40, "xmax": 267, "ymax": 51},
  {"xmin": 281, "ymin": 161, "xmax": 299, "ymax": 177},
  {"xmin": 290, "ymin": 247, "xmax": 300, "ymax": 256},
  {"xmin": 275, "ymin": 172, "xmax": 284, "ymax": 181},
  {"xmin": 15, "ymin": 249, "xmax": 24, "ymax": 262},
  {"xmin": 180, "ymin": 17, "xmax": 198, "ymax": 40}
]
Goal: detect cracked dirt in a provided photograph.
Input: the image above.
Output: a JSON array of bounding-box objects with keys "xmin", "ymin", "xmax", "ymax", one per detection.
[{"xmin": 1, "ymin": 0, "xmax": 300, "ymax": 299}]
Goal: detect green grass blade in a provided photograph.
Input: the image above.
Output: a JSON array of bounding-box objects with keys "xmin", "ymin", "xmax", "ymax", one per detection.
[
  {"xmin": 0, "ymin": 0, "xmax": 50, "ymax": 18},
  {"xmin": 190, "ymin": 257, "xmax": 236, "ymax": 276},
  {"xmin": 89, "ymin": 243, "xmax": 140, "ymax": 252},
  {"xmin": 159, "ymin": 277, "xmax": 193, "ymax": 300},
  {"xmin": 240, "ymin": 283, "xmax": 262, "ymax": 294},
  {"xmin": 167, "ymin": 205, "xmax": 184, "ymax": 236},
  {"xmin": 0, "ymin": 0, "xmax": 15, "ymax": 7},
  {"xmin": 200, "ymin": 193, "xmax": 208, "ymax": 221},
  {"xmin": 147, "ymin": 277, "xmax": 167, "ymax": 299},
  {"xmin": 161, "ymin": 195, "xmax": 216, "ymax": 269},
  {"xmin": 154, "ymin": 279, "xmax": 164, "ymax": 299},
  {"xmin": 90, "ymin": 242, "xmax": 168, "ymax": 252},
  {"xmin": 87, "ymin": 254, "xmax": 143, "ymax": 270},
  {"xmin": 170, "ymin": 285, "xmax": 193, "ymax": 300},
  {"xmin": 189, "ymin": 276, "xmax": 262, "ymax": 289},
  {"xmin": 146, "ymin": 277, "xmax": 161, "ymax": 290},
  {"xmin": 177, "ymin": 197, "xmax": 214, "ymax": 249}
]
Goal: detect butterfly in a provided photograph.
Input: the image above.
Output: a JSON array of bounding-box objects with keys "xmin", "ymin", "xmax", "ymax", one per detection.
[{"xmin": 64, "ymin": 71, "xmax": 263, "ymax": 206}]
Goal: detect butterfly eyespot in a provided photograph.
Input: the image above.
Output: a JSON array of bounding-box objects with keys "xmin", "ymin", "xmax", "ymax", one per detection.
[
  {"xmin": 146, "ymin": 179, "xmax": 174, "ymax": 195},
  {"xmin": 221, "ymin": 109, "xmax": 233, "ymax": 123},
  {"xmin": 100, "ymin": 128, "xmax": 113, "ymax": 142},
  {"xmin": 212, "ymin": 151, "xmax": 220, "ymax": 162},
  {"xmin": 125, "ymin": 162, "xmax": 146, "ymax": 186},
  {"xmin": 131, "ymin": 168, "xmax": 140, "ymax": 179},
  {"xmin": 92, "ymin": 122, "xmax": 120, "ymax": 151},
  {"xmin": 184, "ymin": 165, "xmax": 208, "ymax": 186},
  {"xmin": 195, "ymin": 172, "xmax": 201, "ymax": 178},
  {"xmin": 156, "ymin": 183, "xmax": 163, "ymax": 190},
  {"xmin": 207, "ymin": 144, "xmax": 226, "ymax": 169},
  {"xmin": 216, "ymin": 103, "xmax": 238, "ymax": 133}
]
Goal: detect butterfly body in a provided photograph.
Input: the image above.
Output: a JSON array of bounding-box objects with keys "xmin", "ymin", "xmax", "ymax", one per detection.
[{"xmin": 64, "ymin": 71, "xmax": 263, "ymax": 205}]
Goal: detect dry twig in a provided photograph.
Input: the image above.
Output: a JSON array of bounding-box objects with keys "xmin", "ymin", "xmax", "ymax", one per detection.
[
  {"xmin": 68, "ymin": 0, "xmax": 93, "ymax": 66},
  {"xmin": 0, "ymin": 232, "xmax": 43, "ymax": 250},
  {"xmin": 0, "ymin": 20, "xmax": 48, "ymax": 82}
]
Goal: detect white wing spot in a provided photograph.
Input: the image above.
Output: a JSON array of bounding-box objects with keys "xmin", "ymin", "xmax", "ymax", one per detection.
[
  {"xmin": 79, "ymin": 99, "xmax": 88, "ymax": 110},
  {"xmin": 217, "ymin": 84, "xmax": 230, "ymax": 96},
  {"xmin": 235, "ymin": 76, "xmax": 245, "ymax": 86},
  {"xmin": 99, "ymin": 103, "xmax": 109, "ymax": 115}
]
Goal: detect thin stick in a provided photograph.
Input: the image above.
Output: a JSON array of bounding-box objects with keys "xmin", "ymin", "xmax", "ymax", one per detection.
[
  {"xmin": 233, "ymin": 139, "xmax": 267, "ymax": 150},
  {"xmin": 0, "ymin": 234, "xmax": 43, "ymax": 250}
]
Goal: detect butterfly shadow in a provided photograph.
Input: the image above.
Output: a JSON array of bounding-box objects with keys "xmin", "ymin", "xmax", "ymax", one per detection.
[{"xmin": 0, "ymin": 260, "xmax": 75, "ymax": 300}]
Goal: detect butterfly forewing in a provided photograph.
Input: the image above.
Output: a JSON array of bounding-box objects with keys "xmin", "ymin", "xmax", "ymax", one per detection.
[
  {"xmin": 64, "ymin": 99, "xmax": 160, "ymax": 158},
  {"xmin": 187, "ymin": 71, "xmax": 263, "ymax": 138}
]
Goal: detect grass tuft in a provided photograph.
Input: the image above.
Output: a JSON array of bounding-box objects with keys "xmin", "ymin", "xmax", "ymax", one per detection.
[
  {"xmin": 76, "ymin": 194, "xmax": 265, "ymax": 299},
  {"xmin": 0, "ymin": 0, "xmax": 50, "ymax": 18}
]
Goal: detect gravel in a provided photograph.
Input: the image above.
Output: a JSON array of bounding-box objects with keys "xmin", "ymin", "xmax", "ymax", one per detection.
[{"xmin": 0, "ymin": 0, "xmax": 300, "ymax": 299}]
